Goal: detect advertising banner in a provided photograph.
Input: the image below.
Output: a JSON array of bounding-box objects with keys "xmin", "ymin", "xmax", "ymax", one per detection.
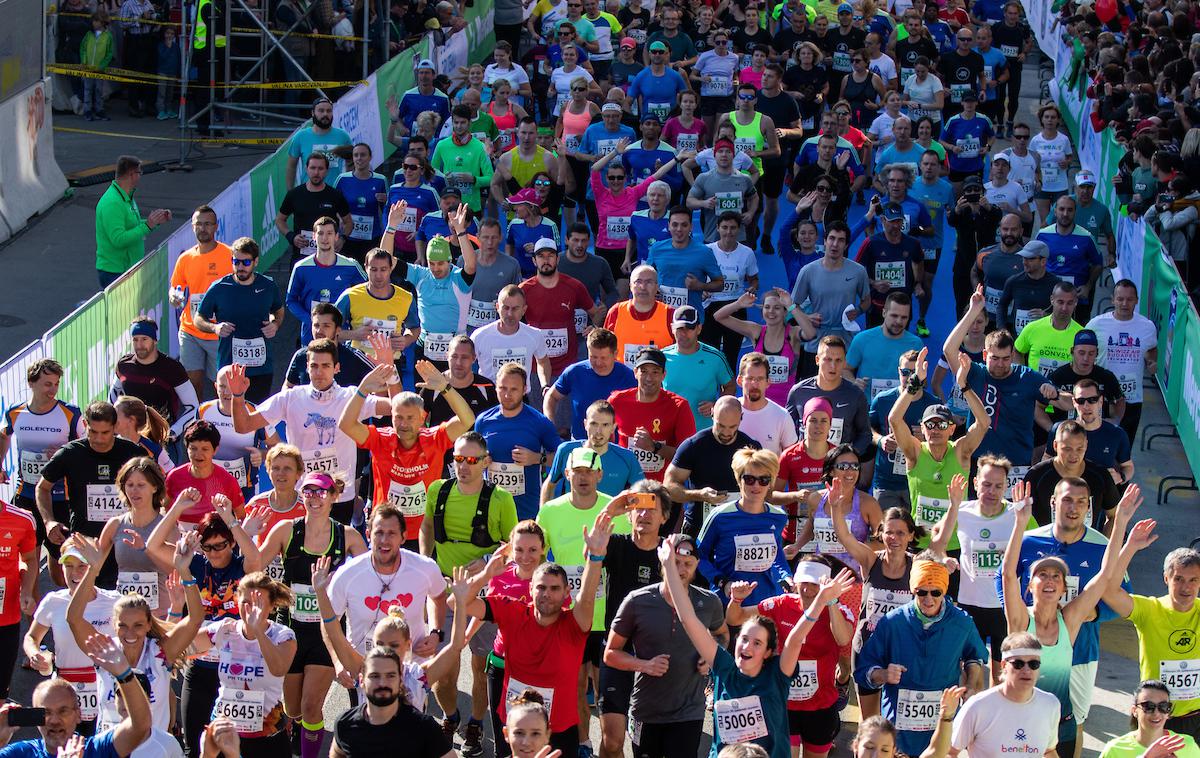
[{"xmin": 44, "ymin": 294, "xmax": 107, "ymax": 407}]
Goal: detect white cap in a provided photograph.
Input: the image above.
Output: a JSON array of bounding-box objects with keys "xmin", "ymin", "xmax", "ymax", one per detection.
[
  {"xmin": 793, "ymin": 560, "xmax": 832, "ymax": 585},
  {"xmin": 534, "ymin": 238, "xmax": 558, "ymax": 253}
]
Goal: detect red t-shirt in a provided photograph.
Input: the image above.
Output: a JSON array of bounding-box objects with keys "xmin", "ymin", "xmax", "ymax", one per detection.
[
  {"xmin": 757, "ymin": 593, "xmax": 855, "ymax": 711},
  {"xmin": 779, "ymin": 441, "xmax": 826, "ymax": 543},
  {"xmin": 361, "ymin": 424, "xmax": 454, "ymax": 541},
  {"xmin": 0, "ymin": 503, "xmax": 37, "ymax": 625},
  {"xmin": 486, "ymin": 564, "xmax": 572, "ymax": 658},
  {"xmin": 606, "ymin": 387, "xmax": 696, "ymax": 482},
  {"xmin": 519, "ymin": 274, "xmax": 595, "ymax": 376},
  {"xmin": 166, "ymin": 466, "xmax": 246, "ymax": 525},
  {"xmin": 246, "ymin": 492, "xmax": 305, "ymax": 546},
  {"xmin": 486, "ymin": 594, "xmax": 588, "ymax": 733}
]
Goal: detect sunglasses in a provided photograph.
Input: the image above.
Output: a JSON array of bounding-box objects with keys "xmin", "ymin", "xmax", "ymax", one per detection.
[
  {"xmin": 534, "ymin": 179, "xmax": 552, "ymax": 186},
  {"xmin": 560, "ymin": 31, "xmax": 576, "ymax": 37},
  {"xmin": 958, "ymin": 36, "xmax": 974, "ymax": 41},
  {"xmin": 1074, "ymin": 395, "xmax": 1101, "ymax": 405},
  {"xmin": 302, "ymin": 486, "xmax": 331, "ymax": 496},
  {"xmin": 740, "ymin": 473, "xmax": 772, "ymax": 486},
  {"xmin": 900, "ymin": 367, "xmax": 915, "ymax": 377},
  {"xmin": 738, "ymin": 94, "xmax": 756, "ymax": 101},
  {"xmin": 834, "ymin": 110, "xmax": 850, "ymax": 116},
  {"xmin": 453, "ymin": 454, "xmax": 484, "ymax": 464},
  {"xmin": 833, "ymin": 461, "xmax": 860, "ymax": 471},
  {"xmin": 200, "ymin": 540, "xmax": 231, "ymax": 553},
  {"xmin": 1007, "ymin": 658, "xmax": 1041, "ymax": 670},
  {"xmin": 924, "ymin": 419, "xmax": 951, "ymax": 430},
  {"xmin": 231, "ymin": 257, "xmax": 255, "ymax": 266},
  {"xmin": 608, "ymin": 174, "xmax": 626, "ymax": 180},
  {"xmin": 816, "ymin": 185, "xmax": 832, "ymax": 192},
  {"xmin": 1136, "ymin": 701, "xmax": 1174, "ymax": 714},
  {"xmin": 403, "ymin": 163, "xmax": 421, "ymax": 170},
  {"xmin": 651, "ymin": 49, "xmax": 667, "ymax": 54},
  {"xmin": 571, "ymin": 86, "xmax": 587, "ymax": 92},
  {"xmin": 914, "ymin": 588, "xmax": 943, "ymax": 597},
  {"xmin": 1013, "ymin": 133, "xmax": 1030, "ymax": 139}
]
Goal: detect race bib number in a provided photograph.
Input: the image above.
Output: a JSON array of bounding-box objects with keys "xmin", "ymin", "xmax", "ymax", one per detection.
[
  {"xmin": 828, "ymin": 417, "xmax": 845, "ymax": 445},
  {"xmin": 544, "ymin": 328, "xmax": 570, "ymax": 358},
  {"xmin": 623, "ymin": 343, "xmax": 648, "ymax": 365},
  {"xmin": 574, "ymin": 309, "xmax": 589, "ymax": 335},
  {"xmin": 923, "ymin": 246, "xmax": 938, "ymax": 261},
  {"xmin": 891, "ymin": 449, "xmax": 908, "ymax": 476},
  {"xmin": 297, "ymin": 230, "xmax": 315, "ymax": 250},
  {"xmin": 231, "ymin": 337, "xmax": 267, "ymax": 368},
  {"xmin": 506, "ymin": 677, "xmax": 555, "ymax": 715},
  {"xmin": 701, "ymin": 75, "xmax": 731, "ymax": 97},
  {"xmin": 1000, "ymin": 44, "xmax": 1018, "ymax": 57},
  {"xmin": 675, "ymin": 133, "xmax": 698, "ymax": 153},
  {"xmin": 497, "ymin": 129, "xmax": 515, "ymax": 150},
  {"xmin": 788, "ymin": 659, "xmax": 820, "ymax": 702},
  {"xmin": 766, "ymin": 355, "xmax": 789, "ymax": 384},
  {"xmin": 350, "ymin": 214, "xmax": 374, "ymax": 241},
  {"xmin": 490, "ymin": 347, "xmax": 528, "ymax": 376},
  {"xmin": 1064, "ymin": 575, "xmax": 1079, "ymax": 603},
  {"xmin": 714, "ymin": 696, "xmax": 769, "ymax": 743},
  {"xmin": 1014, "ymin": 309, "xmax": 1035, "ymax": 333},
  {"xmin": 289, "ymin": 582, "xmax": 321, "ymax": 623},
  {"xmin": 628, "ymin": 28, "xmax": 646, "ymax": 43},
  {"xmin": 214, "ymin": 687, "xmax": 265, "ymax": 734},
  {"xmin": 467, "ymin": 299, "xmax": 498, "ymax": 329},
  {"xmin": 1118, "ymin": 372, "xmax": 1142, "ymax": 404},
  {"xmin": 632, "ymin": 446, "xmax": 665, "ymax": 474},
  {"xmin": 303, "ymin": 447, "xmax": 342, "ymax": 477},
  {"xmin": 556, "ymin": 92, "xmax": 570, "ymax": 113},
  {"xmin": 73, "ymin": 680, "xmax": 99, "ymax": 722},
  {"xmin": 733, "ymin": 533, "xmax": 776, "ymax": 573},
  {"xmin": 870, "ymin": 378, "xmax": 900, "ymax": 399},
  {"xmin": 188, "ymin": 294, "xmax": 204, "ymax": 318},
  {"xmin": 648, "ymin": 101, "xmax": 671, "ymax": 121},
  {"xmin": 597, "ymin": 138, "xmax": 621, "ymax": 155},
  {"xmin": 387, "ymin": 480, "xmax": 427, "ymax": 517},
  {"xmin": 117, "ymin": 572, "xmax": 159, "ymax": 611},
  {"xmin": 606, "ymin": 215, "xmax": 631, "ymax": 241},
  {"xmin": 801, "ymin": 115, "xmax": 815, "ymax": 130},
  {"xmin": 1004, "ymin": 466, "xmax": 1030, "ymax": 499},
  {"xmin": 422, "ymin": 331, "xmax": 455, "ymax": 361},
  {"xmin": 733, "ymin": 137, "xmax": 757, "ymax": 156},
  {"xmin": 866, "ymin": 586, "xmax": 909, "ymax": 629},
  {"xmin": 266, "ymin": 557, "xmax": 286, "ymax": 583},
  {"xmin": 915, "ymin": 495, "xmax": 947, "ymax": 530},
  {"xmin": 86, "ymin": 484, "xmax": 123, "ymax": 523},
  {"xmin": 812, "ymin": 517, "xmax": 852, "ymax": 554},
  {"xmin": 18, "ymin": 451, "xmax": 49, "ymax": 484},
  {"xmin": 563, "ymin": 564, "xmax": 604, "ymax": 599},
  {"xmin": 715, "ymin": 192, "xmax": 742, "ymax": 214},
  {"xmin": 564, "ymin": 134, "xmax": 582, "ymax": 152},
  {"xmin": 397, "ymin": 207, "xmax": 418, "ymax": 233},
  {"xmin": 985, "ymin": 286, "xmax": 1002, "ymax": 315},
  {"xmin": 956, "ymin": 137, "xmax": 980, "ymax": 159},
  {"xmin": 875, "ymin": 261, "xmax": 907, "ymax": 288},
  {"xmin": 362, "ymin": 317, "xmax": 397, "ymax": 338},
  {"xmin": 832, "ymin": 50, "xmax": 851, "ymax": 72},
  {"xmin": 719, "ymin": 277, "xmax": 742, "ymax": 299},
  {"xmin": 218, "ymin": 458, "xmax": 249, "ymax": 488},
  {"xmin": 895, "ymin": 689, "xmax": 941, "ymax": 732},
  {"xmin": 1161, "ymin": 660, "xmax": 1200, "ymax": 701},
  {"xmin": 659, "ymin": 284, "xmax": 688, "ymax": 308},
  {"xmin": 488, "ymin": 462, "xmax": 526, "ymax": 496},
  {"xmin": 968, "ymin": 542, "xmax": 1004, "ymax": 580},
  {"xmin": 949, "ymin": 83, "xmax": 970, "ymax": 103}
]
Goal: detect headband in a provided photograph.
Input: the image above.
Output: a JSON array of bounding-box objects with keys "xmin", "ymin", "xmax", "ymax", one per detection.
[
  {"xmin": 130, "ymin": 320, "xmax": 158, "ymax": 341},
  {"xmin": 909, "ymin": 559, "xmax": 950, "ymax": 594},
  {"xmin": 1002, "ymin": 648, "xmax": 1042, "ymax": 660}
]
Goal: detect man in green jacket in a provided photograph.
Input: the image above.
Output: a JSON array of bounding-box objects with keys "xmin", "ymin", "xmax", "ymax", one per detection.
[{"xmin": 95, "ymin": 155, "xmax": 171, "ymax": 288}]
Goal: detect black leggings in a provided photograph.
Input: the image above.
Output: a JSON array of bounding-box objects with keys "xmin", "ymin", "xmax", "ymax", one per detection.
[
  {"xmin": 1119, "ymin": 402, "xmax": 1143, "ymax": 446},
  {"xmin": 487, "ymin": 659, "xmax": 510, "ymax": 758},
  {"xmin": 1001, "ymin": 63, "xmax": 1023, "ymax": 122},
  {"xmin": 632, "ymin": 719, "xmax": 704, "ymax": 758},
  {"xmin": 0, "ymin": 623, "xmax": 20, "ymax": 700},
  {"xmin": 182, "ymin": 663, "xmax": 220, "ymax": 758},
  {"xmin": 700, "ymin": 301, "xmax": 745, "ymax": 377},
  {"xmin": 240, "ymin": 727, "xmax": 292, "ymax": 758}
]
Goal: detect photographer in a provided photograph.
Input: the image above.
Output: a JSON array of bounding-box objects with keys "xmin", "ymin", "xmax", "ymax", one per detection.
[
  {"xmin": 1143, "ymin": 176, "xmax": 1200, "ymax": 265},
  {"xmin": 948, "ymin": 176, "xmax": 1003, "ymax": 316}
]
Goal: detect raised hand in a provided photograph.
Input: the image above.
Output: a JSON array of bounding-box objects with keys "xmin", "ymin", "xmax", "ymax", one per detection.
[
  {"xmin": 815, "ymin": 568, "xmax": 857, "ymax": 605},
  {"xmin": 915, "ymin": 346, "xmax": 929, "ymax": 383},
  {"xmin": 206, "ymin": 718, "xmax": 241, "ymax": 758},
  {"xmin": 55, "ymin": 734, "xmax": 87, "ymax": 758},
  {"xmin": 173, "ymin": 486, "xmax": 202, "ymax": 512},
  {"xmin": 227, "ymin": 364, "xmax": 250, "ymax": 397},
  {"xmin": 969, "ymin": 284, "xmax": 985, "ymax": 312},
  {"xmin": 83, "ymin": 633, "xmax": 128, "ymax": 675},
  {"xmin": 1011, "ymin": 479, "xmax": 1033, "ymax": 522},
  {"xmin": 66, "ymin": 534, "xmax": 104, "ymax": 567},
  {"xmin": 948, "ymin": 473, "xmax": 967, "ymax": 506},
  {"xmin": 451, "ymin": 565, "xmax": 472, "ymax": 603},
  {"xmin": 366, "ymin": 331, "xmax": 396, "ymax": 369},
  {"xmin": 448, "ymin": 202, "xmax": 470, "ymax": 235},
  {"xmin": 1127, "ymin": 519, "xmax": 1158, "ymax": 552},
  {"xmin": 955, "ymin": 350, "xmax": 972, "ymax": 387},
  {"xmin": 174, "ymin": 530, "xmax": 200, "ymax": 573},
  {"xmin": 241, "ymin": 505, "xmax": 270, "ymax": 539},
  {"xmin": 938, "ymin": 685, "xmax": 967, "ymax": 720},
  {"xmin": 583, "ymin": 510, "xmax": 614, "ymax": 559},
  {"xmin": 241, "ymin": 596, "xmax": 268, "ymax": 636},
  {"xmin": 1115, "ymin": 483, "xmax": 1144, "ymax": 524},
  {"xmin": 1145, "ymin": 733, "xmax": 1187, "ymax": 758},
  {"xmin": 728, "ymin": 580, "xmax": 758, "ymax": 604},
  {"xmin": 414, "ymin": 360, "xmax": 448, "ymax": 393},
  {"xmin": 165, "ymin": 571, "xmax": 185, "ymax": 611},
  {"xmin": 311, "ymin": 555, "xmax": 333, "ymax": 591},
  {"xmin": 212, "ymin": 494, "xmax": 236, "ymax": 526},
  {"xmin": 387, "ymin": 199, "xmax": 409, "ymax": 228}
]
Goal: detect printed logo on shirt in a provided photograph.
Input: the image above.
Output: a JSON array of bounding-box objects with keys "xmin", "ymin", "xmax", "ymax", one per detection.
[
  {"xmin": 1170, "ymin": 629, "xmax": 1197, "ymax": 654},
  {"xmin": 98, "ymin": 465, "xmax": 110, "ymax": 479}
]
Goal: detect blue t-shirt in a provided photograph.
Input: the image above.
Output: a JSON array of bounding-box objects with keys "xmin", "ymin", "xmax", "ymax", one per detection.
[
  {"xmin": 965, "ymin": 361, "xmax": 1049, "ymax": 466},
  {"xmin": 941, "ymin": 113, "xmax": 994, "ymax": 174},
  {"xmin": 709, "ymin": 646, "xmax": 792, "ymax": 758},
  {"xmin": 874, "ymin": 142, "xmax": 927, "ymax": 173},
  {"xmin": 854, "ymin": 232, "xmax": 924, "ymax": 306},
  {"xmin": 869, "ymin": 388, "xmax": 939, "ymax": 491},
  {"xmin": 285, "ymin": 254, "xmax": 367, "ymax": 344},
  {"xmin": 662, "ymin": 343, "xmax": 733, "ymax": 430},
  {"xmin": 0, "ymin": 732, "xmax": 117, "ymax": 758},
  {"xmin": 552, "ymin": 360, "xmax": 637, "ymax": 438},
  {"xmin": 398, "ymin": 86, "xmax": 451, "ymax": 133},
  {"xmin": 623, "ymin": 140, "xmax": 682, "ymax": 195},
  {"xmin": 1049, "ymin": 420, "xmax": 1131, "ymax": 471},
  {"xmin": 197, "ymin": 273, "xmax": 286, "ymax": 377},
  {"xmin": 973, "ymin": 0, "xmax": 1006, "ymax": 23},
  {"xmin": 506, "ymin": 217, "xmax": 561, "ymax": 277},
  {"xmin": 1035, "ymin": 224, "xmax": 1103, "ymax": 299},
  {"xmin": 976, "ymin": 46, "xmax": 1008, "ymax": 99},
  {"xmin": 926, "ymin": 20, "xmax": 955, "ymax": 53},
  {"xmin": 385, "ymin": 183, "xmax": 440, "ymax": 224},
  {"xmin": 416, "ymin": 210, "xmax": 479, "ymax": 244},
  {"xmin": 646, "ymin": 238, "xmax": 724, "ymax": 318},
  {"xmin": 846, "ymin": 326, "xmax": 924, "ymax": 386},
  {"xmin": 908, "ymin": 177, "xmax": 954, "ymax": 255},
  {"xmin": 581, "ymin": 123, "xmax": 636, "ymax": 159},
  {"xmin": 626, "ymin": 67, "xmax": 689, "ymax": 122},
  {"xmin": 288, "ymin": 126, "xmax": 352, "ymax": 182},
  {"xmin": 400, "ymin": 261, "xmax": 472, "ymax": 335},
  {"xmin": 475, "ymin": 404, "xmax": 563, "ymax": 520},
  {"xmin": 546, "ymin": 440, "xmax": 645, "ymax": 498},
  {"xmin": 629, "ymin": 209, "xmax": 671, "ymax": 264},
  {"xmin": 333, "ymin": 171, "xmax": 388, "ymax": 241}
]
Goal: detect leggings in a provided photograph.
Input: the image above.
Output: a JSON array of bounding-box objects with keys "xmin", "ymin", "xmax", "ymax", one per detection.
[
  {"xmin": 487, "ymin": 658, "xmax": 510, "ymax": 758},
  {"xmin": 998, "ymin": 62, "xmax": 1024, "ymax": 122},
  {"xmin": 182, "ymin": 663, "xmax": 220, "ymax": 758},
  {"xmin": 700, "ymin": 301, "xmax": 745, "ymax": 377},
  {"xmin": 1119, "ymin": 402, "xmax": 1143, "ymax": 446}
]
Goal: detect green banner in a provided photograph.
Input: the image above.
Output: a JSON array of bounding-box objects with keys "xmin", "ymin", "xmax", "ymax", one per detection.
[
  {"xmin": 105, "ymin": 252, "xmax": 169, "ymax": 371},
  {"xmin": 45, "ymin": 294, "xmax": 107, "ymax": 405},
  {"xmin": 373, "ymin": 41, "xmax": 425, "ymax": 161},
  {"xmin": 464, "ymin": 0, "xmax": 496, "ymax": 64},
  {"xmin": 1173, "ymin": 305, "xmax": 1200, "ymax": 467},
  {"xmin": 248, "ymin": 150, "xmax": 294, "ymax": 271}
]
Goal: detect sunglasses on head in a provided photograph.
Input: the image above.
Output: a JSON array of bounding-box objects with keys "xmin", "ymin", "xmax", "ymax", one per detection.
[
  {"xmin": 1074, "ymin": 395, "xmax": 1101, "ymax": 405},
  {"xmin": 201, "ymin": 540, "xmax": 231, "ymax": 553},
  {"xmin": 231, "ymin": 257, "xmax": 254, "ymax": 267},
  {"xmin": 740, "ymin": 473, "xmax": 772, "ymax": 486},
  {"xmin": 453, "ymin": 454, "xmax": 484, "ymax": 464},
  {"xmin": 914, "ymin": 588, "xmax": 943, "ymax": 597},
  {"xmin": 1136, "ymin": 701, "xmax": 1173, "ymax": 714},
  {"xmin": 924, "ymin": 419, "xmax": 951, "ymax": 430},
  {"xmin": 1007, "ymin": 658, "xmax": 1041, "ymax": 670},
  {"xmin": 833, "ymin": 461, "xmax": 860, "ymax": 471}
]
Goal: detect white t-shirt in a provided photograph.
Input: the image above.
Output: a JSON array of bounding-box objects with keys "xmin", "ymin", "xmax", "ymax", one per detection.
[
  {"xmin": 869, "ymin": 53, "xmax": 898, "ymax": 85},
  {"xmin": 97, "ymin": 637, "xmax": 171, "ymax": 732},
  {"xmin": 550, "ymin": 67, "xmax": 596, "ymax": 115},
  {"xmin": 471, "ymin": 322, "xmax": 551, "ymax": 382},
  {"xmin": 485, "ymin": 63, "xmax": 530, "ymax": 90},
  {"xmin": 999, "ymin": 148, "xmax": 1040, "ymax": 198},
  {"xmin": 903, "ymin": 74, "xmax": 944, "ymax": 122},
  {"xmin": 868, "ymin": 111, "xmax": 900, "ymax": 147},
  {"xmin": 327, "ymin": 550, "xmax": 447, "ymax": 654},
  {"xmin": 955, "ymin": 501, "xmax": 1022, "ymax": 609},
  {"xmin": 706, "ymin": 242, "xmax": 759, "ymax": 303},
  {"xmin": 1086, "ymin": 312, "xmax": 1158, "ymax": 404},
  {"xmin": 33, "ymin": 588, "xmax": 120, "ymax": 671},
  {"xmin": 738, "ymin": 400, "xmax": 799, "ymax": 456},
  {"xmin": 256, "ymin": 384, "xmax": 373, "ymax": 489},
  {"xmin": 1029, "ymin": 132, "xmax": 1073, "ymax": 193},
  {"xmin": 984, "ymin": 180, "xmax": 1029, "ymax": 214},
  {"xmin": 695, "ymin": 147, "xmax": 754, "ymax": 175},
  {"xmin": 203, "ymin": 617, "xmax": 297, "ymax": 714},
  {"xmin": 951, "ymin": 685, "xmax": 1060, "ymax": 757},
  {"xmin": 132, "ymin": 728, "xmax": 185, "ymax": 758}
]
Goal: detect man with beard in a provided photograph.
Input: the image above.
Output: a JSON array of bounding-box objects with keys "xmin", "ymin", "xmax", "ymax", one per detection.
[
  {"xmin": 520, "ymin": 238, "xmax": 606, "ymax": 390},
  {"xmin": 546, "ymin": 328, "xmax": 636, "ymax": 440},
  {"xmin": 287, "ymin": 98, "xmax": 352, "ymax": 188},
  {"xmin": 194, "ymin": 237, "xmax": 286, "ymax": 404},
  {"xmin": 169, "ymin": 205, "xmax": 233, "ymax": 396},
  {"xmin": 735, "ymin": 353, "xmax": 798, "ymax": 457},
  {"xmin": 110, "ymin": 315, "xmax": 199, "ymax": 438},
  {"xmin": 972, "ymin": 213, "xmax": 1026, "ymax": 326},
  {"xmin": 431, "ymin": 106, "xmax": 493, "ymax": 215},
  {"xmin": 845, "ymin": 292, "xmax": 925, "ymax": 401},
  {"xmin": 331, "ymin": 647, "xmax": 456, "ymax": 757},
  {"xmin": 1035, "ymin": 196, "xmax": 1105, "ymax": 324},
  {"xmin": 417, "ymin": 335, "xmax": 499, "ymax": 429},
  {"xmin": 392, "ymin": 59, "xmax": 452, "ymax": 139},
  {"xmin": 665, "ymin": 396, "xmax": 760, "ymax": 537},
  {"xmin": 277, "ymin": 154, "xmax": 353, "ymax": 263},
  {"xmin": 340, "ymin": 360, "xmax": 475, "ymax": 547}
]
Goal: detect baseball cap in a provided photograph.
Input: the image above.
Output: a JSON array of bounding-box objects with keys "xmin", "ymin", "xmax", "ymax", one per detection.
[
  {"xmin": 601, "ymin": 102, "xmax": 623, "ymax": 114},
  {"xmin": 1029, "ymin": 555, "xmax": 1071, "ymax": 581},
  {"xmin": 557, "ymin": 19, "xmax": 576, "ymax": 30},
  {"xmin": 672, "ymin": 305, "xmax": 700, "ymax": 328},
  {"xmin": 1018, "ymin": 239, "xmax": 1050, "ymax": 259},
  {"xmin": 713, "ymin": 138, "xmax": 735, "ymax": 153},
  {"xmin": 440, "ymin": 185, "xmax": 463, "ymax": 198},
  {"xmin": 567, "ymin": 448, "xmax": 603, "ymax": 471},
  {"xmin": 673, "ymin": 534, "xmax": 699, "ymax": 557},
  {"xmin": 506, "ymin": 187, "xmax": 539, "ymax": 206},
  {"xmin": 881, "ymin": 202, "xmax": 905, "ymax": 221},
  {"xmin": 992, "ymin": 153, "xmax": 1011, "ymax": 164},
  {"xmin": 963, "ymin": 175, "xmax": 984, "ymax": 189},
  {"xmin": 641, "ymin": 113, "xmax": 662, "ymax": 125},
  {"xmin": 921, "ymin": 404, "xmax": 955, "ymax": 424},
  {"xmin": 426, "ymin": 235, "xmax": 453, "ymax": 262},
  {"xmin": 794, "ymin": 560, "xmax": 833, "ymax": 585},
  {"xmin": 1075, "ymin": 170, "xmax": 1097, "ymax": 186},
  {"xmin": 619, "ymin": 37, "xmax": 637, "ymax": 49},
  {"xmin": 633, "ymin": 347, "xmax": 667, "ymax": 370},
  {"xmin": 534, "ymin": 237, "xmax": 558, "ymax": 254},
  {"xmin": 301, "ymin": 471, "xmax": 336, "ymax": 490},
  {"xmin": 59, "ymin": 543, "xmax": 90, "ymax": 565},
  {"xmin": 837, "ymin": 2, "xmax": 853, "ymax": 12},
  {"xmin": 1074, "ymin": 329, "xmax": 1099, "ymax": 347},
  {"xmin": 416, "ymin": 58, "xmax": 436, "ymax": 71},
  {"xmin": 648, "ymin": 40, "xmax": 669, "ymax": 52}
]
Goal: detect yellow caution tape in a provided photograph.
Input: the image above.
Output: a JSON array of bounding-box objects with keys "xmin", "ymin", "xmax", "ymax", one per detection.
[
  {"xmin": 48, "ymin": 10, "xmax": 368, "ymax": 41},
  {"xmin": 54, "ymin": 125, "xmax": 288, "ymax": 145},
  {"xmin": 47, "ymin": 64, "xmax": 365, "ymax": 89}
]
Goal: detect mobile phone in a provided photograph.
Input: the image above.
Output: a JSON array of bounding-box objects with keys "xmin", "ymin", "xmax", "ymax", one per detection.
[
  {"xmin": 7, "ymin": 708, "xmax": 46, "ymax": 728},
  {"xmin": 629, "ymin": 493, "xmax": 658, "ymax": 510}
]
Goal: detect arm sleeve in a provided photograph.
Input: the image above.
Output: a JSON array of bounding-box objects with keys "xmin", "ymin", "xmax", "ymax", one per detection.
[{"xmin": 170, "ymin": 381, "xmax": 200, "ymax": 436}]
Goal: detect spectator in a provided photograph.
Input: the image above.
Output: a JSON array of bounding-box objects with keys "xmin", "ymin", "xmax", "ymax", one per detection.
[{"xmin": 95, "ymin": 156, "xmax": 171, "ymax": 289}]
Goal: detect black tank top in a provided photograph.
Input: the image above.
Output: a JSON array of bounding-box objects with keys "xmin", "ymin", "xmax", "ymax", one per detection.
[
  {"xmin": 854, "ymin": 551, "xmax": 914, "ymax": 651},
  {"xmin": 278, "ymin": 518, "xmax": 348, "ymax": 626}
]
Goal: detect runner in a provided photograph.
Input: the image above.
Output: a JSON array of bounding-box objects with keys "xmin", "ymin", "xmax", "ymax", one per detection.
[
  {"xmin": 868, "ymin": 349, "xmax": 937, "ymax": 513},
  {"xmin": 244, "ymin": 444, "xmax": 306, "ymax": 583},
  {"xmin": 164, "ymin": 420, "xmax": 245, "ymax": 528},
  {"xmin": 471, "ymin": 285, "xmax": 554, "ymax": 388},
  {"xmin": 603, "ymin": 265, "xmax": 676, "ymax": 364},
  {"xmin": 94, "ymin": 458, "xmax": 167, "ymax": 620},
  {"xmin": 284, "ymin": 217, "xmax": 366, "ymax": 346},
  {"xmin": 334, "ymin": 248, "xmax": 421, "ymax": 361},
  {"xmin": 607, "ymin": 347, "xmax": 696, "ymax": 483},
  {"xmin": 0, "ymin": 494, "xmax": 37, "ymax": 699},
  {"xmin": 792, "ymin": 448, "xmax": 883, "ymax": 576},
  {"xmin": 339, "ymin": 360, "xmax": 473, "ymax": 546},
  {"xmin": 1098, "ymin": 681, "xmax": 1200, "ymax": 758},
  {"xmin": 416, "ymin": 336, "xmax": 499, "ymax": 432},
  {"xmin": 545, "ymin": 329, "xmax": 636, "ymax": 441},
  {"xmin": 714, "ymin": 291, "xmax": 811, "ymax": 410},
  {"xmin": 197, "ymin": 367, "xmax": 278, "ymax": 503},
  {"xmin": 109, "ymin": 317, "xmax": 200, "ymax": 439},
  {"xmin": 733, "ymin": 353, "xmax": 801, "ymax": 458},
  {"xmin": 169, "ymin": 205, "xmax": 233, "ymax": 394},
  {"xmin": 543, "ymin": 400, "xmax": 644, "ymax": 502},
  {"xmin": 283, "ymin": 305, "xmax": 376, "ymax": 390},
  {"xmin": 776, "ymin": 398, "xmax": 834, "ymax": 548}
]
